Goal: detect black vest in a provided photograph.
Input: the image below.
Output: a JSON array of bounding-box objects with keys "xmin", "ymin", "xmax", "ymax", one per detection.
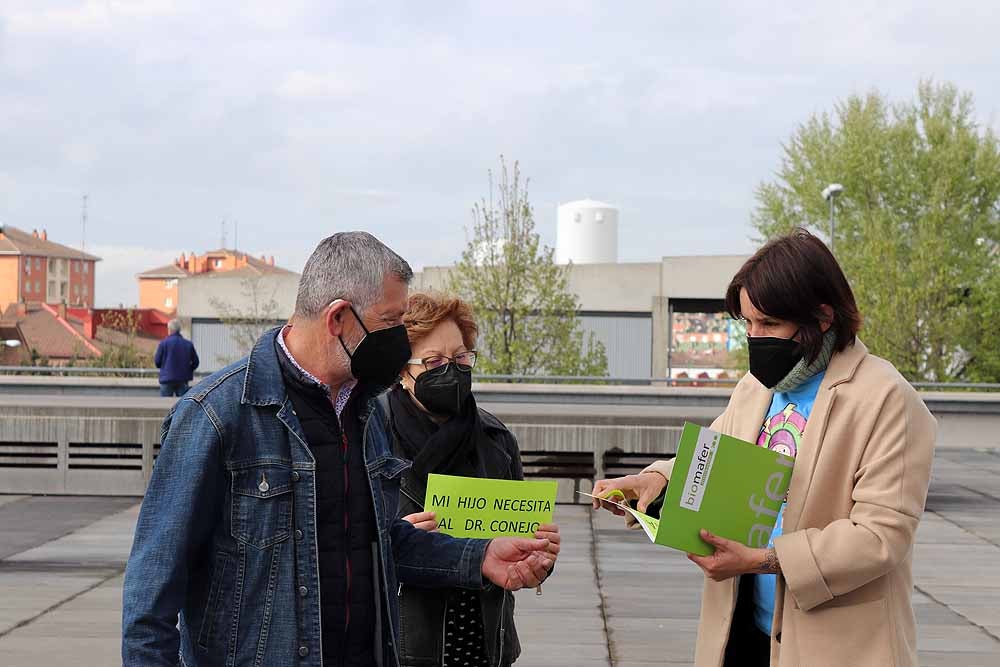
[{"xmin": 281, "ymin": 363, "xmax": 378, "ymax": 667}]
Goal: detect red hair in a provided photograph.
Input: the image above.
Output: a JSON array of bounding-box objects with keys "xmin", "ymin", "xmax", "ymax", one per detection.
[{"xmin": 404, "ymin": 293, "xmax": 478, "ymax": 350}]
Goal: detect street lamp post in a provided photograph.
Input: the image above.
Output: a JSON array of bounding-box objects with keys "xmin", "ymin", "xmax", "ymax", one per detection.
[{"xmin": 821, "ymin": 183, "xmax": 844, "ymax": 251}]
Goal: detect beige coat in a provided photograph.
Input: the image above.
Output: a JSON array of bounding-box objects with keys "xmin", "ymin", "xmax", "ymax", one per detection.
[{"xmin": 644, "ymin": 340, "xmax": 936, "ymax": 667}]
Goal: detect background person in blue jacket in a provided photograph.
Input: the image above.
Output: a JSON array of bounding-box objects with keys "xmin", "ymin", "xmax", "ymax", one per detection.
[{"xmin": 154, "ymin": 319, "xmax": 199, "ymax": 397}]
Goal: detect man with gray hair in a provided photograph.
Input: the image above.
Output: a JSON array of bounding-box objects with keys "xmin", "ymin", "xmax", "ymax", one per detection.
[
  {"xmin": 154, "ymin": 318, "xmax": 199, "ymax": 397},
  {"xmin": 123, "ymin": 232, "xmax": 555, "ymax": 667}
]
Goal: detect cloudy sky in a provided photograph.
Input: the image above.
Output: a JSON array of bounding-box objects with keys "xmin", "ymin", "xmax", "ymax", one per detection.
[{"xmin": 2, "ymin": 1, "xmax": 999, "ymax": 307}]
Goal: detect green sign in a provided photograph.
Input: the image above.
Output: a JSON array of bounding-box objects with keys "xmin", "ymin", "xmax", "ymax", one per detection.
[{"xmin": 424, "ymin": 474, "xmax": 558, "ymax": 539}]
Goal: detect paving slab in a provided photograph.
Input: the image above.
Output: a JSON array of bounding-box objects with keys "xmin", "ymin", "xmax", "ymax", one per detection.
[{"xmin": 1, "ymin": 448, "xmax": 1000, "ymax": 665}]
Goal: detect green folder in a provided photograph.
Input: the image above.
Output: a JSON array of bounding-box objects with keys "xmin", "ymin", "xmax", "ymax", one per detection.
[{"xmin": 586, "ymin": 422, "xmax": 794, "ymax": 556}]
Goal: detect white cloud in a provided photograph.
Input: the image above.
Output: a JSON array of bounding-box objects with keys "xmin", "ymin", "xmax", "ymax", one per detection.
[
  {"xmin": 8, "ymin": 0, "xmax": 180, "ymax": 34},
  {"xmin": 276, "ymin": 70, "xmax": 362, "ymax": 100}
]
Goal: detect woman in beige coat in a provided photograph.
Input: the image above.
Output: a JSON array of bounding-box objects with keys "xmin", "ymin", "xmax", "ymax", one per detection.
[{"xmin": 594, "ymin": 229, "xmax": 936, "ymax": 667}]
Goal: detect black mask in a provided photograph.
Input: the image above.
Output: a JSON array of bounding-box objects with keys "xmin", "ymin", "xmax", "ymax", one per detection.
[
  {"xmin": 339, "ymin": 305, "xmax": 411, "ymax": 387},
  {"xmin": 747, "ymin": 331, "xmax": 803, "ymax": 389},
  {"xmin": 412, "ymin": 363, "xmax": 473, "ymax": 416}
]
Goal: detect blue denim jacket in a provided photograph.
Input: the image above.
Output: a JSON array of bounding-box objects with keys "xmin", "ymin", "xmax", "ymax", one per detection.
[{"xmin": 123, "ymin": 328, "xmax": 489, "ymax": 667}]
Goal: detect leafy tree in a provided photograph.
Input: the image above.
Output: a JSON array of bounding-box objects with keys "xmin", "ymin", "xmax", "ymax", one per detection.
[
  {"xmin": 753, "ymin": 81, "xmax": 1000, "ymax": 382},
  {"xmin": 448, "ymin": 157, "xmax": 608, "ymax": 377},
  {"xmin": 210, "ymin": 275, "xmax": 284, "ymax": 366},
  {"xmin": 93, "ymin": 310, "xmax": 154, "ymax": 372}
]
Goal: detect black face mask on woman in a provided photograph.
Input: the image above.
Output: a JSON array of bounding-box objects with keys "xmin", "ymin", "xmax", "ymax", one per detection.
[
  {"xmin": 747, "ymin": 330, "xmax": 803, "ymax": 389},
  {"xmin": 412, "ymin": 363, "xmax": 473, "ymax": 416},
  {"xmin": 338, "ymin": 304, "xmax": 411, "ymax": 387}
]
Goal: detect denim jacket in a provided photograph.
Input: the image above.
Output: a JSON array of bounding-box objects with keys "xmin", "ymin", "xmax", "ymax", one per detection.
[{"xmin": 122, "ymin": 328, "xmax": 489, "ymax": 667}]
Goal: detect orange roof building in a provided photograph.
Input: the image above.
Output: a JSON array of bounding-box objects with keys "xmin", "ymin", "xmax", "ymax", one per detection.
[
  {"xmin": 0, "ymin": 224, "xmax": 100, "ymax": 315},
  {"xmin": 137, "ymin": 249, "xmax": 287, "ymax": 314}
]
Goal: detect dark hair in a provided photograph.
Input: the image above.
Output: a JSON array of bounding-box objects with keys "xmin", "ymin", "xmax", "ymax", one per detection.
[{"xmin": 725, "ymin": 228, "xmax": 862, "ymax": 362}]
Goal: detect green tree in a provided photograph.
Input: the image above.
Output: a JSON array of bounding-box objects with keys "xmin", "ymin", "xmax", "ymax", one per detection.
[
  {"xmin": 753, "ymin": 81, "xmax": 1000, "ymax": 382},
  {"xmin": 448, "ymin": 157, "xmax": 608, "ymax": 377},
  {"xmin": 90, "ymin": 310, "xmax": 154, "ymax": 373},
  {"xmin": 210, "ymin": 275, "xmax": 284, "ymax": 366}
]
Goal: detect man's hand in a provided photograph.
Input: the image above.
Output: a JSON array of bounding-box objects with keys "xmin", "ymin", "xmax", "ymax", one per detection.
[
  {"xmin": 401, "ymin": 511, "xmax": 438, "ymax": 532},
  {"xmin": 482, "ymin": 538, "xmax": 553, "ymax": 590},
  {"xmin": 591, "ymin": 473, "xmax": 667, "ymax": 515},
  {"xmin": 687, "ymin": 529, "xmax": 779, "ymax": 582}
]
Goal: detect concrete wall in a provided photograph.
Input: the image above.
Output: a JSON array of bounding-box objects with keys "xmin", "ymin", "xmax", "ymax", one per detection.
[
  {"xmin": 661, "ymin": 255, "xmax": 747, "ymax": 300},
  {"xmin": 177, "ymin": 272, "xmax": 300, "ymax": 322},
  {"xmin": 412, "ymin": 256, "xmax": 749, "ymax": 378}
]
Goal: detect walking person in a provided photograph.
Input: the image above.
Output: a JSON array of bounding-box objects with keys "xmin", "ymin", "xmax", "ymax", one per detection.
[
  {"xmin": 154, "ymin": 319, "xmax": 199, "ymax": 397},
  {"xmin": 123, "ymin": 232, "xmax": 555, "ymax": 667},
  {"xmin": 593, "ymin": 228, "xmax": 936, "ymax": 667},
  {"xmin": 382, "ymin": 293, "xmax": 561, "ymax": 667}
]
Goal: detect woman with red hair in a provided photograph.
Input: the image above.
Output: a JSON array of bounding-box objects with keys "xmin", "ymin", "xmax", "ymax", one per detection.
[{"xmin": 384, "ymin": 292, "xmax": 561, "ymax": 667}]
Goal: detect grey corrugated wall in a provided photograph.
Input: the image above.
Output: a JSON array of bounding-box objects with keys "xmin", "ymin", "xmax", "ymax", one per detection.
[
  {"xmin": 191, "ymin": 320, "xmax": 286, "ymax": 372},
  {"xmin": 577, "ymin": 315, "xmax": 653, "ymax": 377}
]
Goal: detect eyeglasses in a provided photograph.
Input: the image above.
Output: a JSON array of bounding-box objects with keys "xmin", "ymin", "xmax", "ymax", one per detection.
[{"xmin": 406, "ymin": 351, "xmax": 478, "ymax": 375}]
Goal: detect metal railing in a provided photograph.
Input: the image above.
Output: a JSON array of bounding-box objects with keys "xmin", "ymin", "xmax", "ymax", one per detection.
[{"xmin": 0, "ymin": 366, "xmax": 998, "ymax": 391}]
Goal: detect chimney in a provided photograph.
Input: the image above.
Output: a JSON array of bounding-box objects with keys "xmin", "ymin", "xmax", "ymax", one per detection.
[
  {"xmin": 32, "ymin": 229, "xmax": 39, "ymax": 238},
  {"xmin": 0, "ymin": 225, "xmax": 5, "ymax": 240},
  {"xmin": 83, "ymin": 311, "xmax": 97, "ymax": 339},
  {"xmin": 41, "ymin": 229, "xmax": 48, "ymax": 241},
  {"xmin": 269, "ymin": 256, "xmax": 275, "ymax": 266}
]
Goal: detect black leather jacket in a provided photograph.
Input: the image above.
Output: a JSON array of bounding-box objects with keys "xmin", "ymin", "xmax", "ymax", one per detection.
[{"xmin": 381, "ymin": 395, "xmax": 524, "ymax": 667}]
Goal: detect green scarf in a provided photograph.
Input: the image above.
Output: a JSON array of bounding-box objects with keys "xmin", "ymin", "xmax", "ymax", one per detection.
[{"xmin": 773, "ymin": 329, "xmax": 836, "ymax": 393}]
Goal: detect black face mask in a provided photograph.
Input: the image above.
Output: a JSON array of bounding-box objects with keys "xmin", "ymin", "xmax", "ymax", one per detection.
[
  {"xmin": 412, "ymin": 363, "xmax": 473, "ymax": 416},
  {"xmin": 747, "ymin": 331, "xmax": 803, "ymax": 389},
  {"xmin": 339, "ymin": 305, "xmax": 411, "ymax": 387}
]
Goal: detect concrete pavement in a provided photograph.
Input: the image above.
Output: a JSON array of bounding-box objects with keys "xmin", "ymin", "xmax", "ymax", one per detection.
[{"xmin": 1, "ymin": 449, "xmax": 999, "ymax": 666}]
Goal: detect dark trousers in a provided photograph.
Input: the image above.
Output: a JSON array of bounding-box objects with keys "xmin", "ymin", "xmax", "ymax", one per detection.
[
  {"xmin": 159, "ymin": 382, "xmax": 190, "ymax": 397},
  {"xmin": 723, "ymin": 575, "xmax": 772, "ymax": 667}
]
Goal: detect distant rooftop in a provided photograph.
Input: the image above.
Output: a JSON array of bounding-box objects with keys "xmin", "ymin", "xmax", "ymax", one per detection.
[
  {"xmin": 0, "ymin": 225, "xmax": 101, "ymax": 262},
  {"xmin": 138, "ymin": 249, "xmax": 294, "ymax": 279}
]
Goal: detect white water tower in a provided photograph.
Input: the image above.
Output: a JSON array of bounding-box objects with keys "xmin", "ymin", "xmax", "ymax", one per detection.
[{"xmin": 556, "ymin": 199, "xmax": 619, "ymax": 264}]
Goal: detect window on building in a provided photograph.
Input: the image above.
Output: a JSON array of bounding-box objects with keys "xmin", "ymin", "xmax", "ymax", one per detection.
[
  {"xmin": 25, "ymin": 260, "xmax": 31, "ymax": 276},
  {"xmin": 215, "ymin": 259, "xmax": 223, "ymax": 268},
  {"xmin": 83, "ymin": 263, "xmax": 89, "ymax": 274},
  {"xmin": 35, "ymin": 258, "xmax": 41, "ymax": 269},
  {"xmin": 165, "ymin": 297, "xmax": 174, "ymax": 309},
  {"xmin": 48, "ymin": 258, "xmax": 55, "ymax": 272},
  {"xmin": 166, "ymin": 278, "xmax": 178, "ymax": 288},
  {"xmin": 60, "ymin": 282, "xmax": 67, "ymax": 298},
  {"xmin": 25, "ymin": 281, "xmax": 31, "ymax": 294},
  {"xmin": 35, "ymin": 281, "xmax": 41, "ymax": 293},
  {"xmin": 83, "ymin": 284, "xmax": 88, "ymax": 296}
]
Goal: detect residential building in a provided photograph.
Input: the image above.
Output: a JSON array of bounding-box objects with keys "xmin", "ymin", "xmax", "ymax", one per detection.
[
  {"xmin": 0, "ymin": 224, "xmax": 100, "ymax": 314},
  {"xmin": 162, "ymin": 254, "xmax": 299, "ymax": 371},
  {"xmin": 137, "ymin": 249, "xmax": 281, "ymax": 314}
]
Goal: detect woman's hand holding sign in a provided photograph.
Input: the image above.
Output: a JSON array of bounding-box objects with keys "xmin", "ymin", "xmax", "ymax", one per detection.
[
  {"xmin": 402, "ymin": 511, "xmax": 439, "ymax": 532},
  {"xmin": 534, "ymin": 523, "xmax": 561, "ymax": 559}
]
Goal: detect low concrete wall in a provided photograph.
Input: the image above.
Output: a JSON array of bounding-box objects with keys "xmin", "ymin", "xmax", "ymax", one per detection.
[{"xmin": 0, "ymin": 383, "xmax": 996, "ymax": 496}]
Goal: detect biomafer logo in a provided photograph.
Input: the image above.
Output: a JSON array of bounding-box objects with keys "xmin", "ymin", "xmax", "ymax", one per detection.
[{"xmin": 681, "ymin": 434, "xmax": 718, "ymax": 512}]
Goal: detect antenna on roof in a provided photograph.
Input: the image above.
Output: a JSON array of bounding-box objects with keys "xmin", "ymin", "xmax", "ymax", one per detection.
[
  {"xmin": 221, "ymin": 219, "xmax": 227, "ymax": 249},
  {"xmin": 234, "ymin": 220, "xmax": 238, "ymax": 252},
  {"xmin": 81, "ymin": 194, "xmax": 88, "ymax": 251}
]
